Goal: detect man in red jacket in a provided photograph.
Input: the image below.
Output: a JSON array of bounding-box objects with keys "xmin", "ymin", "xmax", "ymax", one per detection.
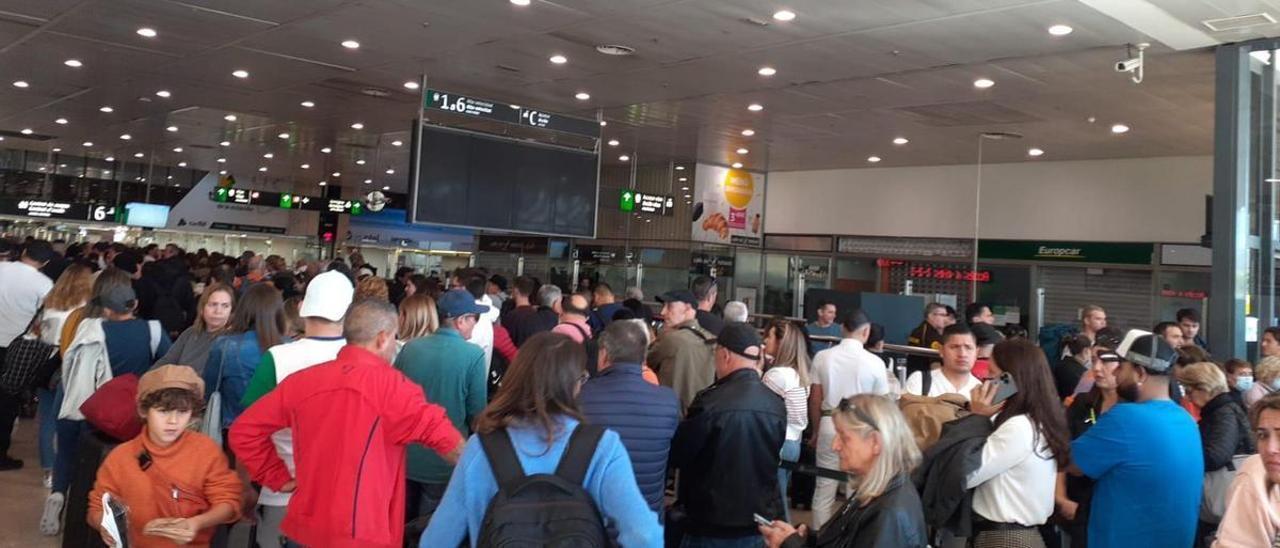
[{"xmin": 230, "ymin": 299, "xmax": 463, "ymax": 548}]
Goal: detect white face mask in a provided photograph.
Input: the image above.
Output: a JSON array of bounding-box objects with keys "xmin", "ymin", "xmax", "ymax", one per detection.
[{"xmin": 1271, "ymin": 378, "xmax": 1280, "ymax": 391}]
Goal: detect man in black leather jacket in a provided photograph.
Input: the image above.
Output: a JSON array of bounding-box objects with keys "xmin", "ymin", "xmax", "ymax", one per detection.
[{"xmin": 671, "ymin": 322, "xmax": 787, "ymax": 544}]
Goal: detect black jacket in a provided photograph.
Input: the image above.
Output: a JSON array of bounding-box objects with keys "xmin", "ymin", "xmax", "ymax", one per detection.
[
  {"xmin": 1053, "ymin": 356, "xmax": 1088, "ymax": 400},
  {"xmin": 671, "ymin": 368, "xmax": 787, "ymax": 538},
  {"xmin": 905, "ymin": 322, "xmax": 944, "ymax": 378},
  {"xmin": 911, "ymin": 414, "xmax": 993, "ymax": 538},
  {"xmin": 1199, "ymin": 392, "xmax": 1255, "ymax": 472},
  {"xmin": 781, "ymin": 475, "xmax": 928, "ymax": 548}
]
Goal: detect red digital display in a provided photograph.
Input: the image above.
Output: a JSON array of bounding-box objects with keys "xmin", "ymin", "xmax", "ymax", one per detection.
[
  {"xmin": 908, "ymin": 266, "xmax": 992, "ymax": 283},
  {"xmin": 1160, "ymin": 289, "xmax": 1207, "ymax": 300}
]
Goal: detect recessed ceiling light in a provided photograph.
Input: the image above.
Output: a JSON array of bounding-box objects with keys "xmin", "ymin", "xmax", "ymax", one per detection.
[
  {"xmin": 1048, "ymin": 24, "xmax": 1074, "ymax": 36},
  {"xmin": 263, "ymin": 153, "xmax": 273, "ymax": 159},
  {"xmin": 385, "ymin": 168, "xmax": 395, "ymax": 174},
  {"xmin": 12, "ymin": 80, "xmax": 28, "ymax": 88},
  {"xmin": 216, "ymin": 158, "xmax": 226, "ymax": 163},
  {"xmin": 575, "ymin": 92, "xmax": 591, "ymax": 101},
  {"xmin": 681, "ymin": 186, "xmax": 689, "ymax": 191},
  {"xmin": 277, "ymin": 132, "xmax": 289, "ymax": 139},
  {"xmin": 549, "ymin": 54, "xmax": 568, "ymax": 64},
  {"xmin": 773, "ymin": 9, "xmax": 796, "ymax": 21},
  {"xmin": 600, "ymin": 121, "xmax": 607, "ymax": 126},
  {"xmin": 747, "ymin": 103, "xmax": 764, "ymax": 112},
  {"xmin": 619, "ymin": 155, "xmax": 630, "ymax": 162},
  {"xmin": 351, "ymin": 122, "xmax": 364, "ymax": 129},
  {"xmin": 220, "ymin": 141, "xmax": 230, "ymax": 147},
  {"xmin": 867, "ymin": 156, "xmax": 882, "ymax": 163},
  {"xmin": 232, "ymin": 69, "xmax": 249, "ymax": 79},
  {"xmin": 675, "ymin": 165, "xmax": 685, "ymax": 170},
  {"xmin": 391, "ymin": 140, "xmax": 403, "ymax": 147},
  {"xmin": 219, "ymin": 170, "xmax": 227, "ymax": 175},
  {"xmin": 166, "ymin": 125, "xmax": 178, "ymax": 132},
  {"xmin": 155, "ymin": 90, "xmax": 171, "ymax": 98},
  {"xmin": 403, "ymin": 81, "xmax": 419, "ymax": 90},
  {"xmin": 510, "ymin": 0, "xmax": 530, "ymax": 5},
  {"xmin": 52, "ymin": 148, "xmax": 60, "ymax": 152},
  {"xmin": 679, "ymin": 177, "xmax": 688, "ymax": 182},
  {"xmin": 607, "ymin": 139, "xmax": 620, "ymax": 147},
  {"xmin": 19, "ymin": 128, "xmax": 32, "ymax": 135},
  {"xmin": 59, "ymin": 164, "xmax": 67, "ymax": 168},
  {"xmin": 134, "ymin": 152, "xmax": 145, "ymax": 158},
  {"xmin": 301, "ymin": 164, "xmax": 310, "ymax": 169},
  {"xmin": 382, "ymin": 186, "xmax": 390, "ymax": 191},
  {"xmin": 737, "ymin": 148, "xmax": 749, "ymax": 154},
  {"xmin": 1028, "ymin": 148, "xmax": 1045, "ymax": 157},
  {"xmin": 64, "ymin": 59, "xmax": 82, "ymax": 68},
  {"xmin": 172, "ymin": 147, "xmax": 182, "ymax": 152},
  {"xmin": 893, "ymin": 137, "xmax": 909, "ymax": 145},
  {"xmin": 322, "ymin": 147, "xmax": 332, "ymax": 154},
  {"xmin": 116, "ymin": 133, "xmax": 132, "ymax": 141},
  {"xmin": 332, "ymin": 171, "xmax": 341, "ymax": 177},
  {"xmin": 136, "ymin": 27, "xmax": 157, "ymax": 38},
  {"xmin": 741, "ymin": 129, "xmax": 755, "ymax": 137},
  {"xmin": 99, "ymin": 106, "xmax": 114, "ymax": 113},
  {"xmin": 300, "ymin": 100, "xmax": 316, "ymax": 108},
  {"xmin": 319, "ymin": 181, "xmax": 327, "ymax": 186},
  {"xmin": 82, "ymin": 142, "xmax": 93, "ymax": 147},
  {"xmin": 356, "ymin": 159, "xmax": 367, "ymax": 165},
  {"xmin": 757, "ymin": 66, "xmax": 777, "ymax": 76},
  {"xmin": 1111, "ymin": 123, "xmax": 1130, "ymax": 134},
  {"xmin": 341, "ymin": 39, "xmax": 360, "ymax": 49},
  {"xmin": 258, "ymin": 166, "xmax": 268, "ymax": 172},
  {"xmin": 731, "ymin": 162, "xmax": 744, "ymax": 169},
  {"xmin": 973, "ymin": 78, "xmax": 995, "ymax": 89},
  {"xmin": 224, "ymin": 114, "xmax": 237, "ymax": 122},
  {"xmin": 178, "ymin": 161, "xmax": 187, "ymax": 167},
  {"xmin": 364, "ymin": 179, "xmax": 372, "ymax": 184},
  {"xmin": 105, "ymin": 156, "xmax": 114, "ymax": 162},
  {"xmin": 55, "ymin": 118, "xmax": 68, "ymax": 125}
]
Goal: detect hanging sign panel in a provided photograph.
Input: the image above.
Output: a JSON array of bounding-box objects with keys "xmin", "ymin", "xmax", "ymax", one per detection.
[{"xmin": 691, "ymin": 164, "xmax": 765, "ymax": 246}]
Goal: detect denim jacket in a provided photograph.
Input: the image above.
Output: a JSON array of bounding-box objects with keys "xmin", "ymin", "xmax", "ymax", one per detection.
[{"xmin": 203, "ymin": 331, "xmax": 276, "ymax": 429}]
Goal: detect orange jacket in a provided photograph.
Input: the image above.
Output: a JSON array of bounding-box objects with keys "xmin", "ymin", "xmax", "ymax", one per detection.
[{"xmin": 88, "ymin": 428, "xmax": 243, "ymax": 548}]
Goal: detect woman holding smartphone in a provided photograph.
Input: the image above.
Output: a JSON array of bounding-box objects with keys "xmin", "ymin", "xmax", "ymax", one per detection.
[{"xmin": 964, "ymin": 339, "xmax": 1072, "ymax": 548}]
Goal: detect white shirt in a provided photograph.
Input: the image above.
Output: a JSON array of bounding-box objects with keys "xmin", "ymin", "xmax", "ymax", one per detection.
[
  {"xmin": 763, "ymin": 366, "xmax": 809, "ymax": 441},
  {"xmin": 965, "ymin": 414, "xmax": 1057, "ymax": 526},
  {"xmin": 0, "ymin": 261, "xmax": 52, "ymax": 348},
  {"xmin": 469, "ymin": 294, "xmax": 498, "ymax": 373},
  {"xmin": 905, "ymin": 369, "xmax": 982, "ymax": 399},
  {"xmin": 812, "ymin": 338, "xmax": 889, "ymax": 411},
  {"xmin": 260, "ymin": 336, "xmax": 346, "ymax": 507}
]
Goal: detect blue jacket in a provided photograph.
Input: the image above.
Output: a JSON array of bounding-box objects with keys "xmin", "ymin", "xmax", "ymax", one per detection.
[
  {"xmin": 203, "ymin": 331, "xmax": 269, "ymax": 429},
  {"xmin": 420, "ymin": 416, "xmax": 663, "ymax": 547},
  {"xmin": 578, "ymin": 363, "xmax": 680, "ymax": 516}
]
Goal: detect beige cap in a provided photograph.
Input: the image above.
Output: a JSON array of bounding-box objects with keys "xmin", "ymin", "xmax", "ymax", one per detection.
[{"xmin": 137, "ymin": 364, "xmax": 205, "ymax": 406}]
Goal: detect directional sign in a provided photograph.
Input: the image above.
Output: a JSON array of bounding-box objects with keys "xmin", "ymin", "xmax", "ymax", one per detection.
[
  {"xmin": 619, "ymin": 190, "xmax": 674, "ymax": 216},
  {"xmin": 425, "ymin": 89, "xmax": 598, "ymax": 138},
  {"xmin": 211, "ymin": 186, "xmax": 365, "ymax": 215},
  {"xmin": 620, "ymin": 190, "xmax": 635, "ymax": 212}
]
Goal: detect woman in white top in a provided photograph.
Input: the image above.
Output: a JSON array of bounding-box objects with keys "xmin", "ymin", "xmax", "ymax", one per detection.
[
  {"xmin": 965, "ymin": 339, "xmax": 1072, "ymax": 548},
  {"xmin": 34, "ymin": 264, "xmax": 93, "ymax": 487},
  {"xmin": 762, "ymin": 319, "xmax": 811, "ymax": 521}
]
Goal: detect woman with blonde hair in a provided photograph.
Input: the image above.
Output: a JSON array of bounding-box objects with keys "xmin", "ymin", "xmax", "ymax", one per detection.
[
  {"xmin": 1178, "ymin": 362, "xmax": 1255, "ymax": 532},
  {"xmin": 154, "ymin": 282, "xmax": 235, "ymax": 374},
  {"xmin": 762, "ymin": 319, "xmax": 811, "ymax": 519},
  {"xmin": 759, "ymin": 394, "xmax": 926, "ymax": 548},
  {"xmin": 398, "ymin": 294, "xmax": 439, "ymax": 343},
  {"xmin": 32, "ymin": 263, "xmax": 94, "ymax": 487},
  {"xmin": 356, "ymin": 276, "xmax": 390, "ymax": 302},
  {"xmin": 1245, "ymin": 356, "xmax": 1280, "ymax": 408}
]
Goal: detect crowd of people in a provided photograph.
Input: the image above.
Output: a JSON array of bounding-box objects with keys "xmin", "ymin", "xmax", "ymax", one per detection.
[{"xmin": 1, "ymin": 235, "xmax": 1279, "ymax": 548}]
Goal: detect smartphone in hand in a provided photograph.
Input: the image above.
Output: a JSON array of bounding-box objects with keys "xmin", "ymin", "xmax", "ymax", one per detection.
[
  {"xmin": 991, "ymin": 372, "xmax": 1018, "ymax": 405},
  {"xmin": 753, "ymin": 513, "xmax": 773, "ymax": 527}
]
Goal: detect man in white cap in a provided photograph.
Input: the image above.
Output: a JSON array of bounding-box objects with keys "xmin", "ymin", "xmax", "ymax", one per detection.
[{"xmin": 239, "ymin": 270, "xmax": 354, "ymax": 548}]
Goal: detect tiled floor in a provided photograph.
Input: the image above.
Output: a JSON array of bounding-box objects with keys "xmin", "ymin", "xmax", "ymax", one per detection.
[{"xmin": 0, "ymin": 418, "xmax": 60, "ymax": 548}]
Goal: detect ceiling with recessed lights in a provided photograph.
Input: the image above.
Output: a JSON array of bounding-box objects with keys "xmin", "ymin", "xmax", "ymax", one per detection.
[{"xmin": 0, "ymin": 0, "xmax": 1274, "ymax": 195}]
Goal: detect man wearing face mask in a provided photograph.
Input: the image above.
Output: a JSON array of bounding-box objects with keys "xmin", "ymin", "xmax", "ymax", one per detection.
[
  {"xmin": 1223, "ymin": 359, "xmax": 1254, "ymax": 408},
  {"xmin": 1070, "ymin": 330, "xmax": 1203, "ymax": 548}
]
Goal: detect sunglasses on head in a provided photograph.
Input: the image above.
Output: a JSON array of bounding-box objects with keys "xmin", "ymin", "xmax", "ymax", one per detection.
[{"xmin": 837, "ymin": 398, "xmax": 879, "ymax": 432}]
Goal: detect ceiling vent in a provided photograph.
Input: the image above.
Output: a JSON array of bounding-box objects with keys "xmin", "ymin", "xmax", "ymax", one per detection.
[
  {"xmin": 896, "ymin": 101, "xmax": 1041, "ymax": 127},
  {"xmin": 361, "ymin": 87, "xmax": 391, "ymax": 98},
  {"xmin": 1203, "ymin": 13, "xmax": 1276, "ymax": 32},
  {"xmin": 595, "ymin": 44, "xmax": 635, "ymax": 56}
]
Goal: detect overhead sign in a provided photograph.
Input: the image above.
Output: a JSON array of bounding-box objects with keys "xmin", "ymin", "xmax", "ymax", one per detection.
[
  {"xmin": 978, "ymin": 240, "xmax": 1154, "ymax": 265},
  {"xmin": 692, "ymin": 164, "xmax": 765, "ymax": 247},
  {"xmin": 169, "ymin": 173, "xmax": 296, "ymax": 235},
  {"xmin": 619, "ymin": 190, "xmax": 674, "ymax": 216},
  {"xmin": 477, "ymin": 235, "xmax": 549, "ymax": 255},
  {"xmin": 425, "ymin": 89, "xmax": 598, "ymax": 138},
  {"xmin": 211, "ymin": 186, "xmax": 365, "ymax": 215},
  {"xmin": 0, "ymin": 198, "xmax": 115, "ymax": 222}
]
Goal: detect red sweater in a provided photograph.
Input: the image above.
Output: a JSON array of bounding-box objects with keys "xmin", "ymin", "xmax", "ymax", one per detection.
[{"xmin": 229, "ymin": 345, "xmax": 462, "ymax": 548}]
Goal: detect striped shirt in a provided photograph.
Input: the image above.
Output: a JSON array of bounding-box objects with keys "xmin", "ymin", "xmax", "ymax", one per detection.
[{"xmin": 763, "ymin": 366, "xmax": 809, "ymax": 441}]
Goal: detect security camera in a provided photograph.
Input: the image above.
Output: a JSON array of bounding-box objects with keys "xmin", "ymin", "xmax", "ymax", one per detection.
[{"xmin": 1115, "ymin": 58, "xmax": 1143, "ymax": 73}]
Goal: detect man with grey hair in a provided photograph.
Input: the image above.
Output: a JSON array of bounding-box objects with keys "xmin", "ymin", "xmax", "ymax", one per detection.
[
  {"xmin": 625, "ymin": 286, "xmax": 644, "ymax": 301},
  {"xmin": 578, "ymin": 320, "xmax": 680, "ymax": 516},
  {"xmin": 230, "ymin": 298, "xmax": 464, "ymax": 548},
  {"xmin": 723, "ymin": 300, "xmax": 749, "ymax": 323}
]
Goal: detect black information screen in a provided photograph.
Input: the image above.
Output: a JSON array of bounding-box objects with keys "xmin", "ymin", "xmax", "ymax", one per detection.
[{"xmin": 410, "ymin": 126, "xmax": 598, "ymax": 238}]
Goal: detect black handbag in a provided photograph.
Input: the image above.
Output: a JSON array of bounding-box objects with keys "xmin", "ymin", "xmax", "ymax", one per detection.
[{"xmin": 0, "ymin": 307, "xmax": 55, "ymax": 395}]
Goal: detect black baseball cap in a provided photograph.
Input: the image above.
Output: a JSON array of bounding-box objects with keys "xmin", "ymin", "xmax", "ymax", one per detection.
[
  {"xmin": 657, "ymin": 289, "xmax": 698, "ymax": 307},
  {"xmin": 717, "ymin": 322, "xmax": 763, "ymax": 360},
  {"xmin": 99, "ymin": 284, "xmax": 138, "ymax": 313}
]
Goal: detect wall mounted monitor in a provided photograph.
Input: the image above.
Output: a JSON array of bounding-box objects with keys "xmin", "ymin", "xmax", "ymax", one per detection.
[{"xmin": 123, "ymin": 202, "xmax": 170, "ymax": 228}]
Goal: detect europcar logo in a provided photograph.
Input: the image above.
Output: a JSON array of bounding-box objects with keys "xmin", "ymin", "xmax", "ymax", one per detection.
[{"xmin": 1036, "ymin": 246, "xmax": 1083, "ymax": 258}]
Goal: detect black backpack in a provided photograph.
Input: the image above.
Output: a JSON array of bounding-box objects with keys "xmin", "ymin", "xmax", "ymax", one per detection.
[
  {"xmin": 566, "ymin": 323, "xmax": 601, "ymax": 377},
  {"xmin": 477, "ymin": 425, "xmax": 610, "ymax": 548}
]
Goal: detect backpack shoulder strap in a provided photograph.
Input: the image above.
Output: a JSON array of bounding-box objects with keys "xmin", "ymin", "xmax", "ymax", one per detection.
[
  {"xmin": 555, "ymin": 424, "xmax": 605, "ymax": 485},
  {"xmin": 921, "ymin": 368, "xmax": 932, "ymax": 397},
  {"xmin": 678, "ymin": 325, "xmax": 716, "ymax": 345},
  {"xmin": 479, "ymin": 429, "xmax": 526, "ymax": 487},
  {"xmin": 567, "ymin": 322, "xmax": 589, "ymax": 342}
]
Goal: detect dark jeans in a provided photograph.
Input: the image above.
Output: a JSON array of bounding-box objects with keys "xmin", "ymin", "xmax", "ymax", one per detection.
[
  {"xmin": 406, "ymin": 480, "xmax": 449, "ymax": 522},
  {"xmin": 53, "ymin": 418, "xmax": 90, "ymax": 493},
  {"xmin": 680, "ymin": 535, "xmax": 765, "ymax": 548},
  {"xmin": 0, "ymin": 389, "xmax": 20, "ymax": 460}
]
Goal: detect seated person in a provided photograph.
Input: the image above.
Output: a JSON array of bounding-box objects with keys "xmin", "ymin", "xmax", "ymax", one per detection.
[{"xmin": 89, "ymin": 365, "xmax": 242, "ymax": 547}]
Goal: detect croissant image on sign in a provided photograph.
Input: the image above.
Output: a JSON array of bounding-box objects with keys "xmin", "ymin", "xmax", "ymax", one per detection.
[{"xmin": 691, "ymin": 164, "xmax": 765, "ymax": 246}]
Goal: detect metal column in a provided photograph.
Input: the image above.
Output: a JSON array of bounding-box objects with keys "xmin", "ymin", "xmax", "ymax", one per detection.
[{"xmin": 1210, "ymin": 44, "xmax": 1257, "ymax": 357}]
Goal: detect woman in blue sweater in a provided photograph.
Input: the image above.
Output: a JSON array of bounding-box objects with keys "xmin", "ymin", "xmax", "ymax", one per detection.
[
  {"xmin": 202, "ymin": 282, "xmax": 284, "ymax": 431},
  {"xmin": 420, "ymin": 332, "xmax": 663, "ymax": 547}
]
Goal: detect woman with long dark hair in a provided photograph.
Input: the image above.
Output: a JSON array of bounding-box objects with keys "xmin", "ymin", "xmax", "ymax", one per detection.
[
  {"xmin": 202, "ymin": 283, "xmax": 285, "ymax": 431},
  {"xmin": 419, "ymin": 332, "xmax": 661, "ymax": 547},
  {"xmin": 965, "ymin": 339, "xmax": 1072, "ymax": 548}
]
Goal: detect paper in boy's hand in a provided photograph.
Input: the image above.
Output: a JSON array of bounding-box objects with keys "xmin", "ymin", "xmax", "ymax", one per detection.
[{"xmin": 100, "ymin": 492, "xmax": 125, "ymax": 547}]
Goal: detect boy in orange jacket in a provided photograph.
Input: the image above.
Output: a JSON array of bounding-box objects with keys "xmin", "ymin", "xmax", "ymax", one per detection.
[{"xmin": 88, "ymin": 365, "xmax": 243, "ymax": 547}]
